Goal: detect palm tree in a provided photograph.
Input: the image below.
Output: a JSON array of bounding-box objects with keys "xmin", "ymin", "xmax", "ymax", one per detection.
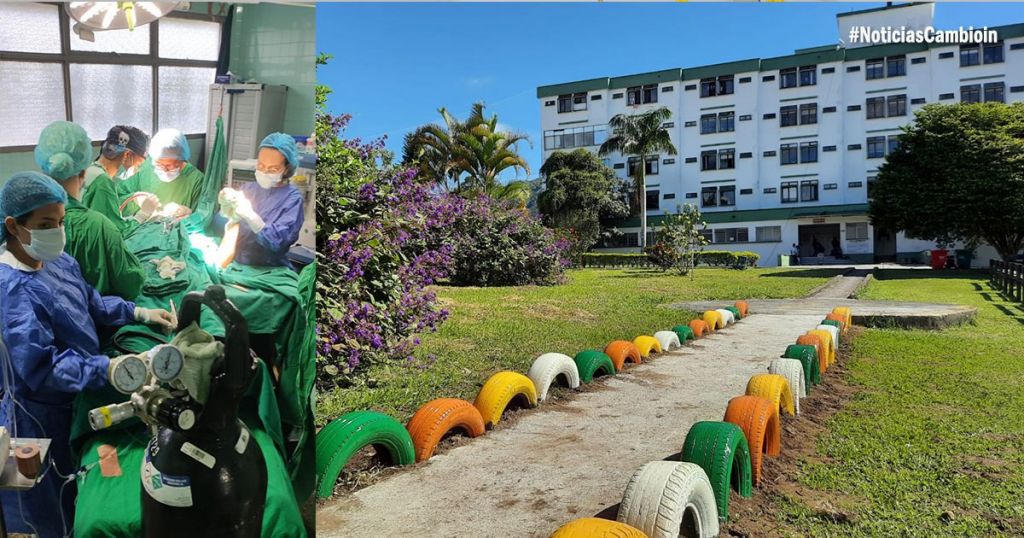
[
  {"xmin": 599, "ymin": 107, "xmax": 677, "ymax": 248},
  {"xmin": 459, "ymin": 103, "xmax": 531, "ymax": 192},
  {"xmin": 402, "ymin": 107, "xmax": 465, "ymax": 191}
]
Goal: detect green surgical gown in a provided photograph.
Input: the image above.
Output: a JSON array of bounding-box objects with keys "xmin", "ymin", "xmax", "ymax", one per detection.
[
  {"xmin": 64, "ymin": 197, "xmax": 145, "ymax": 300},
  {"xmin": 83, "ymin": 163, "xmax": 135, "ymax": 233},
  {"xmin": 118, "ymin": 160, "xmax": 205, "ymax": 213}
]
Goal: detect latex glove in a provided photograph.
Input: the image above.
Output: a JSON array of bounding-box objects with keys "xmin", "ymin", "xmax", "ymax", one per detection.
[
  {"xmin": 160, "ymin": 203, "xmax": 191, "ymax": 221},
  {"xmin": 234, "ymin": 196, "xmax": 265, "ymax": 233},
  {"xmin": 135, "ymin": 307, "xmax": 177, "ymax": 330},
  {"xmin": 218, "ymin": 188, "xmax": 239, "ymax": 221},
  {"xmin": 135, "ymin": 193, "xmax": 161, "ymax": 222}
]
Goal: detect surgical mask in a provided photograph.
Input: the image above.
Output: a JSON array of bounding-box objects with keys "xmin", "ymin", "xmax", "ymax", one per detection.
[
  {"xmin": 20, "ymin": 226, "xmax": 66, "ymax": 262},
  {"xmin": 155, "ymin": 167, "xmax": 180, "ymax": 183},
  {"xmin": 255, "ymin": 170, "xmax": 284, "ymax": 189}
]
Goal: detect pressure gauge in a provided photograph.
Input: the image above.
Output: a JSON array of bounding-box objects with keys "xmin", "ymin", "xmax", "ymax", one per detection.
[
  {"xmin": 148, "ymin": 345, "xmax": 184, "ymax": 383},
  {"xmin": 110, "ymin": 355, "xmax": 148, "ymax": 394}
]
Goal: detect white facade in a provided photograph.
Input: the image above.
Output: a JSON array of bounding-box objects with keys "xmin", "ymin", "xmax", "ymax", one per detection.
[{"xmin": 537, "ymin": 5, "xmax": 1024, "ymax": 267}]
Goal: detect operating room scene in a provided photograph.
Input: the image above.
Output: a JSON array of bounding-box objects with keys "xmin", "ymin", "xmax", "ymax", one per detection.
[{"xmin": 0, "ymin": 2, "xmax": 315, "ymax": 537}]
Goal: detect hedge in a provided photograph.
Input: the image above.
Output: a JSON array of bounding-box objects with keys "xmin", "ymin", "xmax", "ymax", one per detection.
[{"xmin": 580, "ymin": 250, "xmax": 760, "ymax": 269}]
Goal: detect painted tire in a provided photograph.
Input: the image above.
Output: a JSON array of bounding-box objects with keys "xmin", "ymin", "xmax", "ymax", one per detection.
[
  {"xmin": 807, "ymin": 329, "xmax": 836, "ymax": 367},
  {"xmin": 574, "ymin": 350, "xmax": 617, "ymax": 384},
  {"xmin": 528, "ymin": 353, "xmax": 581, "ymax": 402},
  {"xmin": 832, "ymin": 306, "xmax": 852, "ymax": 329},
  {"xmin": 715, "ymin": 308, "xmax": 735, "ymax": 325},
  {"xmin": 783, "ymin": 344, "xmax": 820, "ymax": 387},
  {"xmin": 605, "ymin": 340, "xmax": 642, "ymax": 371},
  {"xmin": 702, "ymin": 310, "xmax": 723, "ymax": 331},
  {"xmin": 653, "ymin": 331, "xmax": 682, "ymax": 352},
  {"xmin": 768, "ymin": 359, "xmax": 806, "ymax": 413},
  {"xmin": 825, "ymin": 313, "xmax": 847, "ymax": 334},
  {"xmin": 550, "ymin": 518, "xmax": 648, "ymax": 538},
  {"xmin": 406, "ymin": 398, "xmax": 486, "ymax": 463},
  {"xmin": 795, "ymin": 334, "xmax": 827, "ymax": 374},
  {"xmin": 723, "ymin": 396, "xmax": 781, "ymax": 485},
  {"xmin": 688, "ymin": 320, "xmax": 708, "ymax": 338},
  {"xmin": 680, "ymin": 421, "xmax": 753, "ymax": 521},
  {"xmin": 734, "ymin": 300, "xmax": 749, "ymax": 317},
  {"xmin": 632, "ymin": 336, "xmax": 662, "ymax": 358},
  {"xmin": 820, "ymin": 319, "xmax": 843, "ymax": 344},
  {"xmin": 815, "ymin": 325, "xmax": 840, "ymax": 353},
  {"xmin": 724, "ymin": 306, "xmax": 742, "ymax": 320},
  {"xmin": 474, "ymin": 371, "xmax": 538, "ymax": 428},
  {"xmin": 672, "ymin": 325, "xmax": 696, "ymax": 343},
  {"xmin": 617, "ymin": 461, "xmax": 720, "ymax": 538},
  {"xmin": 315, "ymin": 411, "xmax": 415, "ymax": 498},
  {"xmin": 745, "ymin": 373, "xmax": 796, "ymax": 416}
]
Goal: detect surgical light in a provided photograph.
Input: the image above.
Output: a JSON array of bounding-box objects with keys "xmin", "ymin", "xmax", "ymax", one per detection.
[{"xmin": 66, "ymin": 2, "xmax": 183, "ymax": 32}]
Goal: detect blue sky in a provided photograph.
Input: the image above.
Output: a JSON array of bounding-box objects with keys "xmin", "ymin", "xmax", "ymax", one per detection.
[{"xmin": 317, "ymin": 2, "xmax": 1023, "ymax": 181}]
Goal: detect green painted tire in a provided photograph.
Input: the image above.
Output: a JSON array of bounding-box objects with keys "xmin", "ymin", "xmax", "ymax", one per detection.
[
  {"xmin": 784, "ymin": 344, "xmax": 820, "ymax": 387},
  {"xmin": 820, "ymin": 319, "xmax": 842, "ymax": 345},
  {"xmin": 725, "ymin": 306, "xmax": 742, "ymax": 320},
  {"xmin": 573, "ymin": 350, "xmax": 617, "ymax": 384},
  {"xmin": 316, "ymin": 411, "xmax": 415, "ymax": 498},
  {"xmin": 680, "ymin": 421, "xmax": 753, "ymax": 521},
  {"xmin": 671, "ymin": 325, "xmax": 696, "ymax": 342}
]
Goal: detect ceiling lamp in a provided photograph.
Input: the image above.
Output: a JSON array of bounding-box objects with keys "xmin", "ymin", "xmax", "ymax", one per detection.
[{"xmin": 66, "ymin": 2, "xmax": 183, "ymax": 32}]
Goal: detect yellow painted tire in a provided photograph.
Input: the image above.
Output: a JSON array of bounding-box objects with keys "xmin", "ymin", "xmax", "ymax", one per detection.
[
  {"xmin": 832, "ymin": 306, "xmax": 852, "ymax": 329},
  {"xmin": 473, "ymin": 371, "xmax": 538, "ymax": 428},
  {"xmin": 745, "ymin": 374, "xmax": 795, "ymax": 417},
  {"xmin": 632, "ymin": 335, "xmax": 662, "ymax": 358},
  {"xmin": 702, "ymin": 310, "xmax": 723, "ymax": 331},
  {"xmin": 550, "ymin": 518, "xmax": 648, "ymax": 537},
  {"xmin": 807, "ymin": 329, "xmax": 836, "ymax": 366}
]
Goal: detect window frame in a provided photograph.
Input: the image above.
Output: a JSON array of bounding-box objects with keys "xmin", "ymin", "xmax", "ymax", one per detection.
[
  {"xmin": 701, "ymin": 186, "xmax": 719, "ymax": 207},
  {"xmin": 717, "ymin": 111, "xmax": 735, "ymax": 132},
  {"xmin": 866, "ymin": 136, "xmax": 887, "ymax": 158},
  {"xmin": 627, "ymin": 155, "xmax": 659, "ymax": 177},
  {"xmin": 961, "ymin": 84, "xmax": 981, "ymax": 104},
  {"xmin": 887, "ymin": 94, "xmax": 907, "ymax": 117},
  {"xmin": 714, "ymin": 227, "xmax": 748, "ymax": 244},
  {"xmin": 799, "ymin": 141, "xmax": 818, "ymax": 163},
  {"xmin": 780, "ymin": 181, "xmax": 799, "ymax": 203},
  {"xmin": 718, "ymin": 148, "xmax": 735, "ymax": 170},
  {"xmin": 700, "ymin": 114, "xmax": 717, "ymax": 134},
  {"xmin": 799, "ymin": 102, "xmax": 817, "ymax": 125},
  {"xmin": 799, "ymin": 65, "xmax": 817, "ymax": 86},
  {"xmin": 866, "ymin": 97, "xmax": 886, "ymax": 119},
  {"xmin": 865, "ymin": 57, "xmax": 885, "ymax": 80},
  {"xmin": 799, "ymin": 179, "xmax": 819, "ymax": 202},
  {"xmin": 960, "ymin": 44, "xmax": 980, "ymax": 67},
  {"xmin": 699, "ymin": 78, "xmax": 717, "ymax": 98},
  {"xmin": 779, "ymin": 67, "xmax": 798, "ymax": 89},
  {"xmin": 700, "ymin": 150, "xmax": 718, "ymax": 171},
  {"xmin": 779, "ymin": 105, "xmax": 798, "ymax": 127},
  {"xmin": 756, "ymin": 226, "xmax": 782, "ymax": 243},
  {"xmin": 627, "ymin": 86, "xmax": 642, "ymax": 105},
  {"xmin": 646, "ymin": 190, "xmax": 660, "ymax": 212},
  {"xmin": 718, "ymin": 185, "xmax": 736, "ymax": 207},
  {"xmin": 984, "ymin": 82, "xmax": 1005, "ymax": 103},
  {"xmin": 886, "ymin": 55, "xmax": 906, "ymax": 77},
  {"xmin": 983, "ymin": 42, "xmax": 1004, "ymax": 64},
  {"xmin": 0, "ymin": 6, "xmax": 222, "ymax": 151},
  {"xmin": 847, "ymin": 222, "xmax": 869, "ymax": 241},
  {"xmin": 780, "ymin": 143, "xmax": 799, "ymax": 165}
]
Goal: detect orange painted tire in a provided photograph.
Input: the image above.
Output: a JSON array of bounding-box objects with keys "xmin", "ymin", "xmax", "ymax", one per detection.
[
  {"xmin": 807, "ymin": 329, "xmax": 835, "ymax": 367},
  {"xmin": 734, "ymin": 300, "xmax": 749, "ymax": 317},
  {"xmin": 604, "ymin": 340, "xmax": 642, "ymax": 371},
  {"xmin": 550, "ymin": 518, "xmax": 648, "ymax": 537},
  {"xmin": 745, "ymin": 374, "xmax": 796, "ymax": 417},
  {"xmin": 632, "ymin": 335, "xmax": 662, "ymax": 358},
  {"xmin": 473, "ymin": 371, "xmax": 538, "ymax": 428},
  {"xmin": 688, "ymin": 319, "xmax": 708, "ymax": 338},
  {"xmin": 406, "ymin": 398, "xmax": 486, "ymax": 462},
  {"xmin": 702, "ymin": 310, "xmax": 723, "ymax": 331},
  {"xmin": 825, "ymin": 313, "xmax": 847, "ymax": 334},
  {"xmin": 796, "ymin": 334, "xmax": 827, "ymax": 374},
  {"xmin": 832, "ymin": 306, "xmax": 852, "ymax": 329},
  {"xmin": 723, "ymin": 396, "xmax": 781, "ymax": 486}
]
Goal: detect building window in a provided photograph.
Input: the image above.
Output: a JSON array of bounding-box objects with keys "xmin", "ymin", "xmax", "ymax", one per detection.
[
  {"xmin": 718, "ymin": 75, "xmax": 735, "ymax": 96},
  {"xmin": 780, "ymin": 105, "xmax": 798, "ymax": 127},
  {"xmin": 983, "ymin": 42, "xmax": 1004, "ymax": 64},
  {"xmin": 800, "ymin": 141, "xmax": 818, "ymax": 163},
  {"xmin": 781, "ymin": 181, "xmax": 799, "ymax": 203},
  {"xmin": 643, "ymin": 84, "xmax": 658, "ymax": 104},
  {"xmin": 544, "ymin": 125, "xmax": 608, "ymax": 150},
  {"xmin": 719, "ymin": 149, "xmax": 735, "ymax": 170},
  {"xmin": 628, "ymin": 155, "xmax": 659, "ymax": 176},
  {"xmin": 887, "ymin": 135, "xmax": 901, "ymax": 155},
  {"xmin": 800, "ymin": 180, "xmax": 819, "ymax": 201},
  {"xmin": 960, "ymin": 44, "xmax": 980, "ymax": 67},
  {"xmin": 799, "ymin": 65, "xmax": 817, "ymax": 86},
  {"xmin": 700, "ymin": 78, "xmax": 717, "ymax": 97},
  {"xmin": 718, "ymin": 111, "xmax": 735, "ymax": 132},
  {"xmin": 627, "ymin": 84, "xmax": 658, "ymax": 105},
  {"xmin": 800, "ymin": 103, "xmax": 817, "ymax": 125},
  {"xmin": 756, "ymin": 226, "xmax": 782, "ymax": 242},
  {"xmin": 984, "ymin": 82, "xmax": 1005, "ymax": 103},
  {"xmin": 961, "ymin": 84, "xmax": 981, "ymax": 104},
  {"xmin": 714, "ymin": 227, "xmax": 748, "ymax": 244},
  {"xmin": 699, "ymin": 230, "xmax": 713, "ymax": 243},
  {"xmin": 700, "ymin": 76, "xmax": 734, "ymax": 97},
  {"xmin": 847, "ymin": 222, "xmax": 869, "ymax": 241},
  {"xmin": 558, "ymin": 92, "xmax": 587, "ymax": 113},
  {"xmin": 866, "ymin": 97, "xmax": 886, "ymax": 119},
  {"xmin": 780, "ymin": 143, "xmax": 799, "ymax": 165},
  {"xmin": 700, "ymin": 114, "xmax": 717, "ymax": 134},
  {"xmin": 719, "ymin": 185, "xmax": 736, "ymax": 206},
  {"xmin": 867, "ymin": 176, "xmax": 878, "ymax": 199},
  {"xmin": 887, "ymin": 55, "xmax": 906, "ymax": 77},
  {"xmin": 701, "ymin": 186, "xmax": 718, "ymax": 207},
  {"xmin": 780, "ymin": 67, "xmax": 798, "ymax": 89},
  {"xmin": 887, "ymin": 94, "xmax": 907, "ymax": 117},
  {"xmin": 646, "ymin": 190, "xmax": 660, "ymax": 211},
  {"xmin": 701, "ymin": 150, "xmax": 718, "ymax": 171},
  {"xmin": 867, "ymin": 136, "xmax": 887, "ymax": 158},
  {"xmin": 866, "ymin": 58, "xmax": 885, "ymax": 79}
]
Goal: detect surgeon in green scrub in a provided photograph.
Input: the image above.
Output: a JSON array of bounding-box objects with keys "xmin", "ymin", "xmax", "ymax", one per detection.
[
  {"xmin": 82, "ymin": 125, "xmax": 153, "ymax": 232},
  {"xmin": 118, "ymin": 128, "xmax": 205, "ymax": 218},
  {"xmin": 35, "ymin": 121, "xmax": 145, "ymax": 300}
]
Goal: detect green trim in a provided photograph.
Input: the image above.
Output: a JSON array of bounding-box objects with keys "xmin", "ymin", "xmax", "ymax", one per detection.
[
  {"xmin": 843, "ymin": 42, "xmax": 929, "ymax": 61},
  {"xmin": 699, "ymin": 142, "xmax": 736, "ymax": 148},
  {"xmin": 795, "ymin": 44, "xmax": 839, "ymax": 55},
  {"xmin": 865, "ymin": 127, "xmax": 903, "ymax": 134},
  {"xmin": 682, "ymin": 59, "xmax": 761, "ymax": 81},
  {"xmin": 779, "ymin": 95, "xmax": 818, "ymax": 103},
  {"xmin": 557, "ymin": 119, "xmax": 589, "ymax": 126},
  {"xmin": 699, "ymin": 104, "xmax": 736, "ymax": 111},
  {"xmin": 960, "ymin": 74, "xmax": 1005, "ymax": 82},
  {"xmin": 781, "ymin": 173, "xmax": 818, "ymax": 178},
  {"xmin": 779, "ymin": 134, "xmax": 818, "ymax": 141},
  {"xmin": 612, "ymin": 203, "xmax": 869, "ymax": 227},
  {"xmin": 700, "ymin": 179, "xmax": 736, "ymax": 184},
  {"xmin": 761, "ymin": 49, "xmax": 845, "ymax": 71},
  {"xmin": 537, "ymin": 77, "xmax": 609, "ymax": 98},
  {"xmin": 609, "ymin": 68, "xmax": 682, "ymax": 90},
  {"xmin": 865, "ymin": 86, "xmax": 907, "ymax": 94}
]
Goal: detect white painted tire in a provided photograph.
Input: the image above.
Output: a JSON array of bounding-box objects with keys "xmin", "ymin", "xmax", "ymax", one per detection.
[
  {"xmin": 715, "ymin": 309, "xmax": 735, "ymax": 325},
  {"xmin": 769, "ymin": 358, "xmax": 806, "ymax": 414},
  {"xmin": 617, "ymin": 461, "xmax": 720, "ymax": 538},
  {"xmin": 653, "ymin": 331, "xmax": 682, "ymax": 352},
  {"xmin": 527, "ymin": 353, "xmax": 580, "ymax": 402},
  {"xmin": 815, "ymin": 324, "xmax": 840, "ymax": 350}
]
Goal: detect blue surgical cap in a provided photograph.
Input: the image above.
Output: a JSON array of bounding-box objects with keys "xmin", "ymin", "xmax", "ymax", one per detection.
[
  {"xmin": 0, "ymin": 171, "xmax": 68, "ymax": 242},
  {"xmin": 35, "ymin": 121, "xmax": 93, "ymax": 182},
  {"xmin": 259, "ymin": 132, "xmax": 299, "ymax": 171},
  {"xmin": 149, "ymin": 128, "xmax": 191, "ymax": 162}
]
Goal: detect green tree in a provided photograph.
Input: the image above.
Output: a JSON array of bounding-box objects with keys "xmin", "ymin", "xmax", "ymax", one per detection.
[
  {"xmin": 401, "ymin": 108, "xmax": 465, "ymax": 192},
  {"xmin": 647, "ymin": 204, "xmax": 709, "ymax": 276},
  {"xmin": 870, "ymin": 103, "xmax": 1024, "ymax": 260},
  {"xmin": 598, "ymin": 107, "xmax": 678, "ymax": 248},
  {"xmin": 537, "ymin": 149, "xmax": 628, "ymax": 257}
]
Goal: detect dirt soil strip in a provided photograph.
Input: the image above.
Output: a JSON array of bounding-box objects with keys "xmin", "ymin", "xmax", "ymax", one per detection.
[{"xmin": 317, "ymin": 312, "xmax": 827, "ymax": 537}]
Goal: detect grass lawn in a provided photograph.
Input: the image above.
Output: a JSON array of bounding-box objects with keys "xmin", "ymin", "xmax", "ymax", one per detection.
[
  {"xmin": 779, "ymin": 270, "xmax": 1024, "ymax": 536},
  {"xmin": 319, "ymin": 267, "xmax": 841, "ymax": 423}
]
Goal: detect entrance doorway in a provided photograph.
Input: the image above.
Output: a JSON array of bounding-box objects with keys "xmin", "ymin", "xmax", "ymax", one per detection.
[
  {"xmin": 873, "ymin": 227, "xmax": 897, "ymax": 263},
  {"xmin": 797, "ymin": 224, "xmax": 841, "ymax": 260}
]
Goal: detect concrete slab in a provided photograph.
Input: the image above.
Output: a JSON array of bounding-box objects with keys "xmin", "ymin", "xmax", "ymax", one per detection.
[{"xmin": 673, "ymin": 299, "xmax": 977, "ymax": 330}]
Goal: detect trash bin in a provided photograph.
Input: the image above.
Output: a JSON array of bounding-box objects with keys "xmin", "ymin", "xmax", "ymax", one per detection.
[
  {"xmin": 954, "ymin": 249, "xmax": 974, "ymax": 269},
  {"xmin": 930, "ymin": 249, "xmax": 949, "ymax": 269},
  {"xmin": 918, "ymin": 250, "xmax": 931, "ymax": 265}
]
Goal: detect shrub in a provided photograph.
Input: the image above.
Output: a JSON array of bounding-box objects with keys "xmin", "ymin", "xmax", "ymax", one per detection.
[
  {"xmin": 644, "ymin": 241, "xmax": 681, "ymax": 271},
  {"xmin": 581, "ymin": 250, "xmax": 761, "ymax": 269}
]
